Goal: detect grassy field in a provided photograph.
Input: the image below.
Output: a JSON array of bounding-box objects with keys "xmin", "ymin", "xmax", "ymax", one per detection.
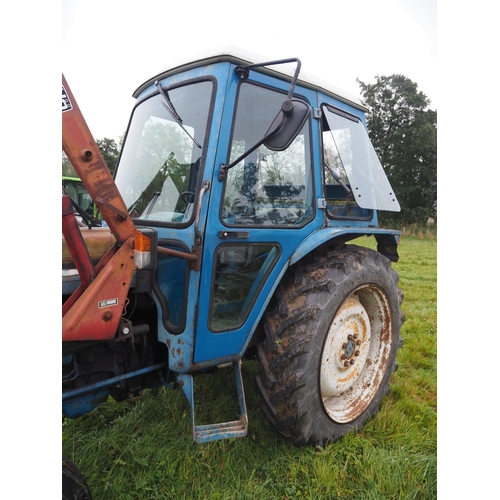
[{"xmin": 62, "ymin": 235, "xmax": 437, "ymax": 500}]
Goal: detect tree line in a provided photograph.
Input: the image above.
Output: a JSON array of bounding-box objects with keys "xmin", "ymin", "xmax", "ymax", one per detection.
[
  {"xmin": 358, "ymin": 74, "xmax": 436, "ymax": 225},
  {"xmin": 62, "ymin": 137, "xmax": 121, "ymax": 178},
  {"xmin": 62, "ymin": 75, "xmax": 436, "ymax": 226}
]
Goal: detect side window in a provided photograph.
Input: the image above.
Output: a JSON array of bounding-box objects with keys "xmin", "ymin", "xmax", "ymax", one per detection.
[
  {"xmin": 321, "ymin": 106, "xmax": 372, "ymax": 220},
  {"xmin": 222, "ymin": 83, "xmax": 313, "ymax": 227},
  {"xmin": 210, "ymin": 244, "xmax": 280, "ymax": 332},
  {"xmin": 321, "ymin": 104, "xmax": 399, "ymax": 215}
]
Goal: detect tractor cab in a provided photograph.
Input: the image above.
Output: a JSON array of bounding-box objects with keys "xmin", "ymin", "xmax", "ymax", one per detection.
[{"xmin": 113, "ymin": 47, "xmax": 400, "ymax": 372}]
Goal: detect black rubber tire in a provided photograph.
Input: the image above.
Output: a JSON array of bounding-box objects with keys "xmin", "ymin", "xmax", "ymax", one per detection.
[
  {"xmin": 62, "ymin": 457, "xmax": 92, "ymax": 500},
  {"xmin": 256, "ymin": 244, "xmax": 404, "ymax": 446}
]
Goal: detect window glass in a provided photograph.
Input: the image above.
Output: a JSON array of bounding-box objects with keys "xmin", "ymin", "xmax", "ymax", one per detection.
[
  {"xmin": 223, "ymin": 83, "xmax": 313, "ymax": 227},
  {"xmin": 322, "ymin": 105, "xmax": 400, "ymax": 212},
  {"xmin": 210, "ymin": 244, "xmax": 279, "ymax": 331},
  {"xmin": 115, "ymin": 81, "xmax": 213, "ymax": 223}
]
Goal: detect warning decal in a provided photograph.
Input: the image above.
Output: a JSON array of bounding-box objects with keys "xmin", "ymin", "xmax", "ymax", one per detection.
[
  {"xmin": 62, "ymin": 86, "xmax": 72, "ymax": 113},
  {"xmin": 98, "ymin": 298, "xmax": 119, "ymax": 309}
]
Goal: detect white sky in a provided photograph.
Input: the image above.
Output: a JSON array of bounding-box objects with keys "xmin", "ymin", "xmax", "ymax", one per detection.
[{"xmin": 62, "ymin": 0, "xmax": 437, "ymax": 142}]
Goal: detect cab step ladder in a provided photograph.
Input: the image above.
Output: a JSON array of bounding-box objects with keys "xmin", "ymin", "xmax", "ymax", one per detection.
[{"xmin": 177, "ymin": 359, "xmax": 248, "ymax": 443}]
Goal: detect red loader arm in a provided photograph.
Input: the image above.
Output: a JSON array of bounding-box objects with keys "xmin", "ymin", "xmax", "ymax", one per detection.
[{"xmin": 62, "ymin": 74, "xmax": 136, "ymax": 341}]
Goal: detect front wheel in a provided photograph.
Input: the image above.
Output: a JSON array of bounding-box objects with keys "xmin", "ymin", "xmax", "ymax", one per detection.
[
  {"xmin": 62, "ymin": 457, "xmax": 92, "ymax": 500},
  {"xmin": 256, "ymin": 244, "xmax": 404, "ymax": 446}
]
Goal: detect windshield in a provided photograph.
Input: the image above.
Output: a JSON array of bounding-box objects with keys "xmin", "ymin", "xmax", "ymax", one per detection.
[
  {"xmin": 322, "ymin": 105, "xmax": 400, "ymax": 212},
  {"xmin": 115, "ymin": 80, "xmax": 213, "ymax": 223}
]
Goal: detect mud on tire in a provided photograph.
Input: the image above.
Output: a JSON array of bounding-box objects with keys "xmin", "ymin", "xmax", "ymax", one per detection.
[{"xmin": 256, "ymin": 244, "xmax": 404, "ymax": 446}]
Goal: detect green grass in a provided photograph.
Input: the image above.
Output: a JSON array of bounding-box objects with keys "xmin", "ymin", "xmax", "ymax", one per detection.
[{"xmin": 62, "ymin": 235, "xmax": 437, "ymax": 500}]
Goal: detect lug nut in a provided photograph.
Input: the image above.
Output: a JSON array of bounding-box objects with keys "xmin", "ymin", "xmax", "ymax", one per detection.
[
  {"xmin": 356, "ymin": 340, "xmax": 361, "ymax": 345},
  {"xmin": 348, "ymin": 334, "xmax": 353, "ymax": 340},
  {"xmin": 355, "ymin": 350, "xmax": 360, "ymax": 356},
  {"xmin": 350, "ymin": 359, "xmax": 355, "ymax": 365},
  {"xmin": 341, "ymin": 354, "xmax": 346, "ymax": 360},
  {"xmin": 344, "ymin": 361, "xmax": 350, "ymax": 367},
  {"xmin": 342, "ymin": 343, "xmax": 348, "ymax": 349},
  {"xmin": 353, "ymin": 334, "xmax": 358, "ymax": 340}
]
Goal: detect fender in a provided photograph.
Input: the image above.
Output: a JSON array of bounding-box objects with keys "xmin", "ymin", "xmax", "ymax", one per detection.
[{"xmin": 289, "ymin": 226, "xmax": 400, "ymax": 265}]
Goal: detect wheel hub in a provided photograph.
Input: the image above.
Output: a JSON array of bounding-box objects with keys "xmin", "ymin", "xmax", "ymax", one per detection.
[
  {"xmin": 343, "ymin": 337, "xmax": 356, "ymax": 359},
  {"xmin": 320, "ymin": 285, "xmax": 393, "ymax": 424},
  {"xmin": 322, "ymin": 296, "xmax": 371, "ymax": 394}
]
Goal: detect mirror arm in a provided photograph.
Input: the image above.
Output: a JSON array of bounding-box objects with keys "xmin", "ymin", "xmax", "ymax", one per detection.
[
  {"xmin": 235, "ymin": 58, "xmax": 302, "ymax": 99},
  {"xmin": 221, "ymin": 58, "xmax": 304, "ymax": 182},
  {"xmin": 219, "ymin": 114, "xmax": 286, "ymax": 181}
]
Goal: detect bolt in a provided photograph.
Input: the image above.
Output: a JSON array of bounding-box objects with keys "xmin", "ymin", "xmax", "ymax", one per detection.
[
  {"xmin": 353, "ymin": 334, "xmax": 358, "ymax": 340},
  {"xmin": 348, "ymin": 334, "xmax": 353, "ymax": 340},
  {"xmin": 344, "ymin": 361, "xmax": 350, "ymax": 367},
  {"xmin": 122, "ymin": 327, "xmax": 130, "ymax": 335},
  {"xmin": 80, "ymin": 149, "xmax": 93, "ymax": 162},
  {"xmin": 102, "ymin": 311, "xmax": 113, "ymax": 321},
  {"xmin": 356, "ymin": 340, "xmax": 361, "ymax": 345},
  {"xmin": 341, "ymin": 354, "xmax": 346, "ymax": 360},
  {"xmin": 355, "ymin": 350, "xmax": 360, "ymax": 356},
  {"xmin": 342, "ymin": 343, "xmax": 348, "ymax": 349},
  {"xmin": 350, "ymin": 359, "xmax": 355, "ymax": 365}
]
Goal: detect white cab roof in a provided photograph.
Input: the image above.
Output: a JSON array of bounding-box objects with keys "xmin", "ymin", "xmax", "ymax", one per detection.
[{"xmin": 134, "ymin": 45, "xmax": 367, "ymax": 111}]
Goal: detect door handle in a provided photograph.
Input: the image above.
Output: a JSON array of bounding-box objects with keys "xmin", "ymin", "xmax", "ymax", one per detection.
[
  {"xmin": 218, "ymin": 231, "xmax": 250, "ymax": 239},
  {"xmin": 194, "ymin": 180, "xmax": 210, "ymax": 246}
]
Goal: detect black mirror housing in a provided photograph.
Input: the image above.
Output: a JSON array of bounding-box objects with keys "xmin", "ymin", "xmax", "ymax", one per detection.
[{"xmin": 264, "ymin": 99, "xmax": 310, "ymax": 151}]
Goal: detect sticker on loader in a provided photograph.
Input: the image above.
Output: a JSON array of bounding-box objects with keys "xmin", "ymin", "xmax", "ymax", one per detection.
[{"xmin": 62, "ymin": 86, "xmax": 72, "ymax": 113}]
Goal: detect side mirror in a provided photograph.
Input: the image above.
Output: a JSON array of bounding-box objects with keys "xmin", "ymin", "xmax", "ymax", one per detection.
[
  {"xmin": 264, "ymin": 99, "xmax": 310, "ymax": 151},
  {"xmin": 219, "ymin": 57, "xmax": 311, "ymax": 181},
  {"xmin": 219, "ymin": 98, "xmax": 311, "ymax": 181}
]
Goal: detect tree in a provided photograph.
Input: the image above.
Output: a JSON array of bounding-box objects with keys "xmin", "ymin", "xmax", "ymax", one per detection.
[
  {"xmin": 62, "ymin": 137, "xmax": 121, "ymax": 177},
  {"xmin": 96, "ymin": 137, "xmax": 120, "ymax": 175},
  {"xmin": 357, "ymin": 75, "xmax": 437, "ymax": 225},
  {"xmin": 62, "ymin": 150, "xmax": 77, "ymax": 177}
]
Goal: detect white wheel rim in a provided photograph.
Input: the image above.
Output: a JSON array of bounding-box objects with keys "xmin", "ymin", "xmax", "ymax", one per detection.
[{"xmin": 320, "ymin": 286, "xmax": 392, "ymax": 423}]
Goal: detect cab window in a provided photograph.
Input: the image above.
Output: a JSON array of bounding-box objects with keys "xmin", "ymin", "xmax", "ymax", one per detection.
[{"xmin": 223, "ymin": 82, "xmax": 313, "ymax": 227}]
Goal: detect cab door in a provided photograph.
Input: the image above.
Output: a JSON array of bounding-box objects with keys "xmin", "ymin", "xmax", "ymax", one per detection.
[{"xmin": 194, "ymin": 68, "xmax": 321, "ymax": 364}]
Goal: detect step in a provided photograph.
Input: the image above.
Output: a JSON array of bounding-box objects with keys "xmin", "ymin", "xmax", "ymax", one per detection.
[{"xmin": 177, "ymin": 359, "xmax": 248, "ymax": 443}]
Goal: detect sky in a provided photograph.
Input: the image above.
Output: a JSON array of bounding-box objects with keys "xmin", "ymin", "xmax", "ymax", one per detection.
[{"xmin": 62, "ymin": 0, "xmax": 437, "ymax": 143}]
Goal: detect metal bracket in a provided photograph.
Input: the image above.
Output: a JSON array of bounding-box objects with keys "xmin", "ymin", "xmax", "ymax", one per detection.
[{"xmin": 176, "ymin": 360, "xmax": 248, "ymax": 443}]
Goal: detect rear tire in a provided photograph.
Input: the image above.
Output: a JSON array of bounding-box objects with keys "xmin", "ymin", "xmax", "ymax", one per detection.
[{"xmin": 256, "ymin": 244, "xmax": 404, "ymax": 446}]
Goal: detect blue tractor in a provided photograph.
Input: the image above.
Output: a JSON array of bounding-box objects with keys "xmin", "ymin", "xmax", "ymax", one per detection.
[{"xmin": 62, "ymin": 47, "xmax": 404, "ymax": 497}]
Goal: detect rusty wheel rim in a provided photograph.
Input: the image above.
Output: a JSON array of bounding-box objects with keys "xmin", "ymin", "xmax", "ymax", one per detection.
[{"xmin": 320, "ymin": 285, "xmax": 393, "ymax": 423}]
